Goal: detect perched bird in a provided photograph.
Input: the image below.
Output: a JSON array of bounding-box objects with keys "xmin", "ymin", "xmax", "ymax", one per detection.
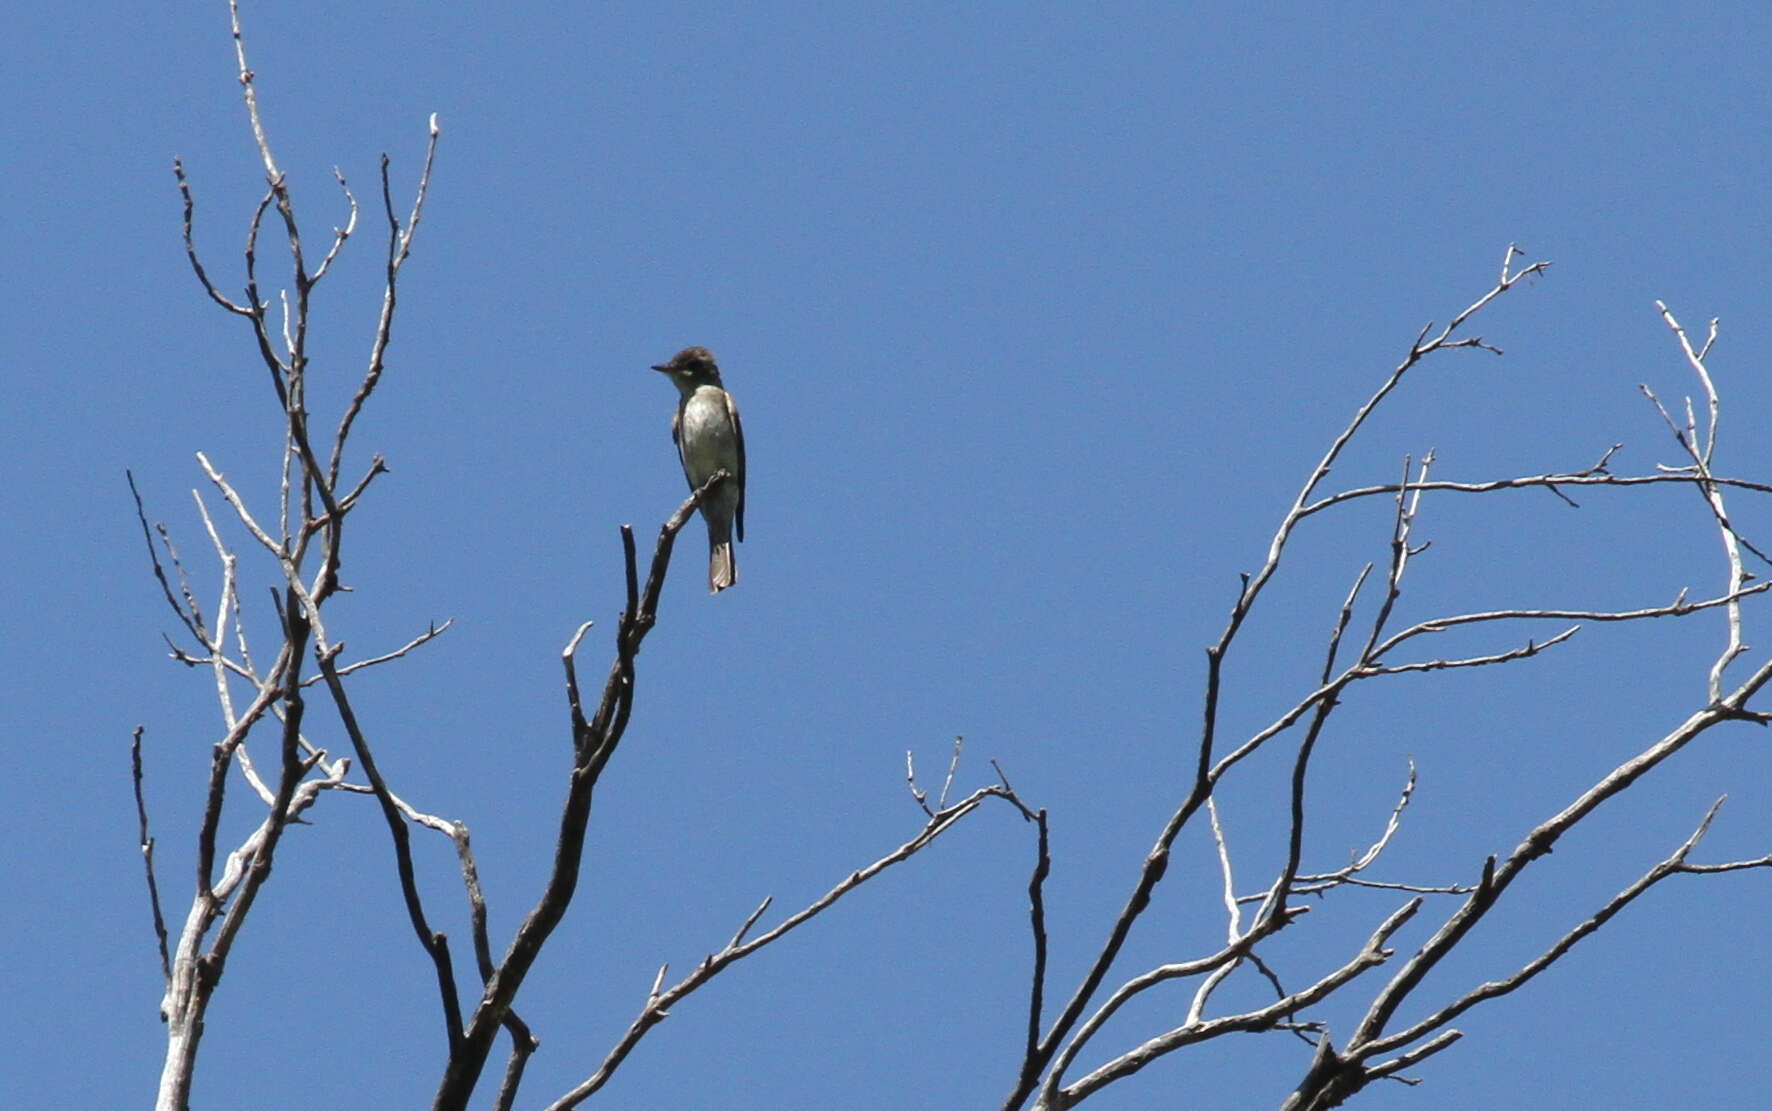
[{"xmin": 652, "ymin": 346, "xmax": 746, "ymax": 593}]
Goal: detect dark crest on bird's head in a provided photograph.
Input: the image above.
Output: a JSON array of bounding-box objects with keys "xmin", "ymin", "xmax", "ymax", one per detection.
[{"xmin": 652, "ymin": 346, "xmax": 718, "ymax": 377}]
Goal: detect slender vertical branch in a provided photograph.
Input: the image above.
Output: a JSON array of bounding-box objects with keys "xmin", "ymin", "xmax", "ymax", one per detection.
[
  {"xmin": 329, "ymin": 117, "xmax": 441, "ymax": 488},
  {"xmin": 132, "ymin": 727, "xmax": 173, "ymax": 984},
  {"xmin": 1654, "ymin": 303, "xmax": 1751, "ymax": 701},
  {"xmin": 430, "ymin": 478, "xmax": 719, "ymax": 1111},
  {"xmin": 314, "ymin": 639, "xmax": 466, "ymax": 1050},
  {"xmin": 1019, "ymin": 810, "xmax": 1052, "ymax": 1088}
]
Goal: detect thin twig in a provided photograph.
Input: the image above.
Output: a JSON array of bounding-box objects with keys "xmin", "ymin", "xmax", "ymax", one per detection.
[
  {"xmin": 131, "ymin": 727, "xmax": 173, "ymax": 983},
  {"xmin": 541, "ymin": 786, "xmax": 1030, "ymax": 1111},
  {"xmin": 127, "ymin": 471, "xmax": 205, "ymax": 646},
  {"xmin": 300, "ymin": 618, "xmax": 453, "ymax": 686}
]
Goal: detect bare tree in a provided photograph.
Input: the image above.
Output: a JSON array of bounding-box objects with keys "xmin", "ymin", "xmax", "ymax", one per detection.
[
  {"xmin": 134, "ymin": 7, "xmax": 1770, "ymax": 1111},
  {"xmin": 993, "ymin": 253, "xmax": 1772, "ymax": 1110},
  {"xmin": 131, "ymin": 5, "xmax": 1033, "ymax": 1110}
]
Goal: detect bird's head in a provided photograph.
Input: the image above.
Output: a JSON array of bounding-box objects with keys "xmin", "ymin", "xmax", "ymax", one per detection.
[{"xmin": 651, "ymin": 346, "xmax": 721, "ymax": 387}]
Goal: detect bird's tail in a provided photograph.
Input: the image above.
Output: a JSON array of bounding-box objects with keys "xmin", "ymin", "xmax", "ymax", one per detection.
[{"xmin": 708, "ymin": 530, "xmax": 737, "ymax": 594}]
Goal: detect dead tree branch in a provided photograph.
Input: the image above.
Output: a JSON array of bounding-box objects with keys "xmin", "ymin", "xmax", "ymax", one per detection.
[{"xmin": 1003, "ymin": 253, "xmax": 1772, "ymax": 1110}]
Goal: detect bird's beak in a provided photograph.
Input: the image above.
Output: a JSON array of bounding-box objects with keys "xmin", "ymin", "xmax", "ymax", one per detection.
[{"xmin": 650, "ymin": 363, "xmax": 670, "ymax": 373}]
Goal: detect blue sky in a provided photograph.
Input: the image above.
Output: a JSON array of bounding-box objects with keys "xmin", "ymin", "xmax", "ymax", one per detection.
[{"xmin": 6, "ymin": 3, "xmax": 1771, "ymax": 1108}]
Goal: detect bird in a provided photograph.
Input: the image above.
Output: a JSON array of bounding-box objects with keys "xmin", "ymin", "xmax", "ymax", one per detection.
[{"xmin": 652, "ymin": 346, "xmax": 746, "ymax": 593}]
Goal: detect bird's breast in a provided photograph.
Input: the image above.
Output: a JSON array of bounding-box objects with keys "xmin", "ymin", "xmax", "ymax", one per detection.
[{"xmin": 679, "ymin": 388, "xmax": 739, "ymax": 484}]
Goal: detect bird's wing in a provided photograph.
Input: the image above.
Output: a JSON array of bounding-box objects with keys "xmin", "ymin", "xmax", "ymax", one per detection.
[
  {"xmin": 671, "ymin": 406, "xmax": 693, "ymax": 491},
  {"xmin": 726, "ymin": 390, "xmax": 746, "ymax": 542}
]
